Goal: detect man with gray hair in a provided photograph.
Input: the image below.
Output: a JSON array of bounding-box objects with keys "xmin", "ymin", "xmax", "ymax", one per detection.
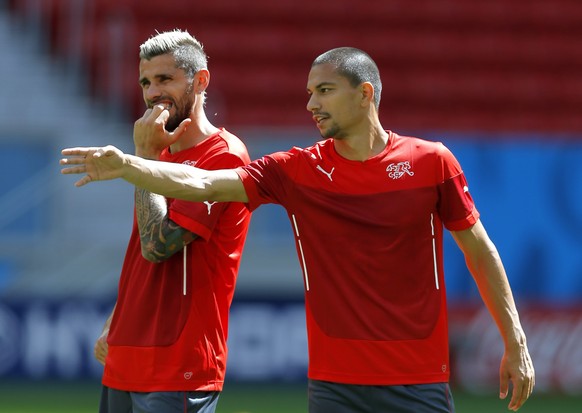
[{"xmin": 91, "ymin": 29, "xmax": 251, "ymax": 412}]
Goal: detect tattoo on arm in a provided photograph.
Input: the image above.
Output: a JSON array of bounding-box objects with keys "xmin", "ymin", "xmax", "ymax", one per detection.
[{"xmin": 135, "ymin": 187, "xmax": 197, "ymax": 262}]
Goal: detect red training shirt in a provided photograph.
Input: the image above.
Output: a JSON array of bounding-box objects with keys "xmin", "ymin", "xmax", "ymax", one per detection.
[
  {"xmin": 103, "ymin": 129, "xmax": 251, "ymax": 392},
  {"xmin": 236, "ymin": 131, "xmax": 479, "ymax": 385}
]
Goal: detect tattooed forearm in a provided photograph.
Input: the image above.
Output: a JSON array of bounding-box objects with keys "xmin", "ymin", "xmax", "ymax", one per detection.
[
  {"xmin": 135, "ymin": 187, "xmax": 166, "ymax": 240},
  {"xmin": 135, "ymin": 187, "xmax": 196, "ymax": 262}
]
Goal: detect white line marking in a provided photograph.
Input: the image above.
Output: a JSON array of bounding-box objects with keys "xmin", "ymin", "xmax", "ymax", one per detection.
[
  {"xmin": 292, "ymin": 214, "xmax": 310, "ymax": 291},
  {"xmin": 183, "ymin": 243, "xmax": 187, "ymax": 295},
  {"xmin": 430, "ymin": 213, "xmax": 439, "ymax": 290}
]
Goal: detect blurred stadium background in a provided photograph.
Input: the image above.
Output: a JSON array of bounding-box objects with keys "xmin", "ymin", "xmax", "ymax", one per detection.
[{"xmin": 0, "ymin": 0, "xmax": 581, "ymax": 411}]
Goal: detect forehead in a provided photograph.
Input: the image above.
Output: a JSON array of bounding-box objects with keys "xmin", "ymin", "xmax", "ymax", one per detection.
[
  {"xmin": 138, "ymin": 54, "xmax": 180, "ymax": 78},
  {"xmin": 307, "ymin": 63, "xmax": 350, "ymax": 89}
]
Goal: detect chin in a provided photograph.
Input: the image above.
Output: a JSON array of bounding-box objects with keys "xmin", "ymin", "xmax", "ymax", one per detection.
[{"xmin": 325, "ymin": 131, "xmax": 345, "ymax": 140}]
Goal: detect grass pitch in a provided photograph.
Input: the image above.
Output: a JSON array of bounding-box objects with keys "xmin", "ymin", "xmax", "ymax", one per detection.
[{"xmin": 0, "ymin": 380, "xmax": 580, "ymax": 412}]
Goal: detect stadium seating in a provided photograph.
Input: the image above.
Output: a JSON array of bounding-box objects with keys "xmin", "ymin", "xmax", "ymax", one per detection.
[{"xmin": 8, "ymin": 0, "xmax": 582, "ymax": 133}]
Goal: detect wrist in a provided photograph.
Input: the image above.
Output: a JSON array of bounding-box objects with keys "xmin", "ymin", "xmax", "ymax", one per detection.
[
  {"xmin": 504, "ymin": 327, "xmax": 527, "ymax": 351},
  {"xmin": 122, "ymin": 154, "xmax": 139, "ymax": 180}
]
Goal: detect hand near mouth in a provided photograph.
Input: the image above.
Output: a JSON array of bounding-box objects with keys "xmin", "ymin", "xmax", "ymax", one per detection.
[{"xmin": 133, "ymin": 104, "xmax": 191, "ymax": 159}]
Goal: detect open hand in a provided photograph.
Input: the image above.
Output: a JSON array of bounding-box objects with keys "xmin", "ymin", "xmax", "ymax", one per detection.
[{"xmin": 60, "ymin": 145, "xmax": 126, "ymax": 187}]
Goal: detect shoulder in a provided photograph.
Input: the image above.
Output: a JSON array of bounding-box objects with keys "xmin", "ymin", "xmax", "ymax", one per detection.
[
  {"xmin": 389, "ymin": 132, "xmax": 463, "ymax": 180},
  {"xmin": 283, "ymin": 138, "xmax": 331, "ymax": 162},
  {"xmin": 392, "ymin": 132, "xmax": 455, "ymax": 161},
  {"xmin": 190, "ymin": 129, "xmax": 251, "ymax": 168},
  {"xmin": 212, "ymin": 129, "xmax": 251, "ymax": 162},
  {"xmin": 257, "ymin": 138, "xmax": 327, "ymax": 163},
  {"xmin": 393, "ymin": 132, "xmax": 443, "ymax": 151}
]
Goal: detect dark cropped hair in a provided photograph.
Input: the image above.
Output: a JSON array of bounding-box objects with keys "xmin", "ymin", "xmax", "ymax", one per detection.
[
  {"xmin": 312, "ymin": 47, "xmax": 382, "ymax": 109},
  {"xmin": 139, "ymin": 29, "xmax": 207, "ymax": 80}
]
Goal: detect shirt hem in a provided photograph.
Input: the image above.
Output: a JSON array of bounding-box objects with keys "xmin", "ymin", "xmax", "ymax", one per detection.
[
  {"xmin": 307, "ymin": 371, "xmax": 449, "ymax": 386},
  {"xmin": 102, "ymin": 377, "xmax": 224, "ymax": 392}
]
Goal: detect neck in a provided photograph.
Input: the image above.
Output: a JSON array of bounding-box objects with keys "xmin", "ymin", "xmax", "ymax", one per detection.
[
  {"xmin": 170, "ymin": 109, "xmax": 219, "ymax": 153},
  {"xmin": 333, "ymin": 122, "xmax": 389, "ymax": 161}
]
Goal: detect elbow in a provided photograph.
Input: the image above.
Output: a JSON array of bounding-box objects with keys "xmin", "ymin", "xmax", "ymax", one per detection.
[{"xmin": 140, "ymin": 247, "xmax": 164, "ymax": 264}]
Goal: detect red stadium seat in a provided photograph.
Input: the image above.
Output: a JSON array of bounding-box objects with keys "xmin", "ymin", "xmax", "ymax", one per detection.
[{"xmin": 13, "ymin": 0, "xmax": 581, "ymax": 133}]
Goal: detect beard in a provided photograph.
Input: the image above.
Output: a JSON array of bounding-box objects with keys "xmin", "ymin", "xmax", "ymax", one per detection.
[
  {"xmin": 148, "ymin": 81, "xmax": 195, "ymax": 132},
  {"xmin": 320, "ymin": 120, "xmax": 348, "ymax": 140},
  {"xmin": 165, "ymin": 90, "xmax": 195, "ymax": 132}
]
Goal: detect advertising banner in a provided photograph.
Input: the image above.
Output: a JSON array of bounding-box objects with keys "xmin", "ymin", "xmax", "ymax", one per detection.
[{"xmin": 0, "ymin": 299, "xmax": 581, "ymax": 395}]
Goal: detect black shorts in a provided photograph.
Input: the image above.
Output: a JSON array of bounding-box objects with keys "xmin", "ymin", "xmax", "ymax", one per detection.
[
  {"xmin": 99, "ymin": 385, "xmax": 220, "ymax": 413},
  {"xmin": 308, "ymin": 379, "xmax": 455, "ymax": 413}
]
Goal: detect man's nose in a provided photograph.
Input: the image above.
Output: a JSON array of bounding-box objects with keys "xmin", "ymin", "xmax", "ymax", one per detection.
[{"xmin": 306, "ymin": 94, "xmax": 319, "ymax": 113}]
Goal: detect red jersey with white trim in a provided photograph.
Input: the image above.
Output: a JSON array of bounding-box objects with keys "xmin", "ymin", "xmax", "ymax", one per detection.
[
  {"xmin": 103, "ymin": 129, "xmax": 251, "ymax": 392},
  {"xmin": 236, "ymin": 131, "xmax": 479, "ymax": 385}
]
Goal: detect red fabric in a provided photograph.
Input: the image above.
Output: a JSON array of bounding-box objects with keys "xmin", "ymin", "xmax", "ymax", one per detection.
[
  {"xmin": 236, "ymin": 132, "xmax": 479, "ymax": 385},
  {"xmin": 103, "ymin": 129, "xmax": 251, "ymax": 392}
]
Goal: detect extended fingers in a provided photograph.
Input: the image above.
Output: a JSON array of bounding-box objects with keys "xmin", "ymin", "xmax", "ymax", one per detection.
[
  {"xmin": 60, "ymin": 157, "xmax": 86, "ymax": 166},
  {"xmin": 60, "ymin": 164, "xmax": 86, "ymax": 174},
  {"xmin": 59, "ymin": 163, "xmax": 92, "ymax": 187},
  {"xmin": 155, "ymin": 104, "xmax": 170, "ymax": 121},
  {"xmin": 139, "ymin": 105, "xmax": 168, "ymax": 124},
  {"xmin": 150, "ymin": 105, "xmax": 170, "ymax": 130},
  {"xmin": 60, "ymin": 146, "xmax": 116, "ymax": 165},
  {"xmin": 61, "ymin": 146, "xmax": 99, "ymax": 156}
]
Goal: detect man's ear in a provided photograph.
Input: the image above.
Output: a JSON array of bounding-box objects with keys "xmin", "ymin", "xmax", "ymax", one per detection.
[
  {"xmin": 194, "ymin": 69, "xmax": 210, "ymax": 93},
  {"xmin": 361, "ymin": 82, "xmax": 375, "ymax": 107}
]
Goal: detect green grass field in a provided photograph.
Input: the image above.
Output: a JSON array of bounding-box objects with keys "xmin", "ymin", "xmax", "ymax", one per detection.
[{"xmin": 0, "ymin": 380, "xmax": 580, "ymax": 412}]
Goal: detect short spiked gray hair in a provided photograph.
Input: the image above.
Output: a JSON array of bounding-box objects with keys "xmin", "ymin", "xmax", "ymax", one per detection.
[{"xmin": 139, "ymin": 29, "xmax": 207, "ymax": 80}]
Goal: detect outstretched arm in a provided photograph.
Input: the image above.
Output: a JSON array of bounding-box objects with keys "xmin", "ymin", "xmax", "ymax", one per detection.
[
  {"xmin": 60, "ymin": 145, "xmax": 248, "ymax": 203},
  {"xmin": 451, "ymin": 219, "xmax": 535, "ymax": 411}
]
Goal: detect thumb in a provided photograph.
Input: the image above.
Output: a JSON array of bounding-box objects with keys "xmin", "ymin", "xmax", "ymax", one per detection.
[
  {"xmin": 499, "ymin": 369, "xmax": 509, "ymax": 399},
  {"xmin": 168, "ymin": 118, "xmax": 192, "ymax": 144}
]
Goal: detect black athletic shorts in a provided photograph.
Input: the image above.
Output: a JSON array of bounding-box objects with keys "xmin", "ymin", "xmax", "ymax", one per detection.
[
  {"xmin": 99, "ymin": 385, "xmax": 220, "ymax": 413},
  {"xmin": 308, "ymin": 379, "xmax": 455, "ymax": 413}
]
